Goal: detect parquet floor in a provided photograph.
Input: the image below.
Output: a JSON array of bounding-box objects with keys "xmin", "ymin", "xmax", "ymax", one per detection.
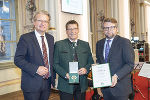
[{"xmin": 0, "ymin": 89, "xmax": 60, "ymax": 100}]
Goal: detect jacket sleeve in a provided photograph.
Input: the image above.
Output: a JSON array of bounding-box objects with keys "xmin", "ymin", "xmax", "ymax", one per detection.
[
  {"xmin": 116, "ymin": 39, "xmax": 135, "ymax": 80},
  {"xmin": 14, "ymin": 35, "xmax": 38, "ymax": 77},
  {"xmin": 84, "ymin": 43, "xmax": 94, "ymax": 74},
  {"xmin": 53, "ymin": 42, "xmax": 68, "ymax": 79},
  {"xmin": 96, "ymin": 42, "xmax": 100, "ymax": 63}
]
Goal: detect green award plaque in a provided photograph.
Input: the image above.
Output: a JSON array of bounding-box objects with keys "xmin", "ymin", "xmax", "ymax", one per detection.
[
  {"xmin": 69, "ymin": 73, "xmax": 79, "ymax": 83},
  {"xmin": 69, "ymin": 62, "xmax": 79, "ymax": 83}
]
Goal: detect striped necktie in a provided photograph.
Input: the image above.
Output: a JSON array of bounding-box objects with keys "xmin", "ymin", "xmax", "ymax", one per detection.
[
  {"xmin": 72, "ymin": 42, "xmax": 78, "ymax": 61},
  {"xmin": 105, "ymin": 40, "xmax": 111, "ymax": 63},
  {"xmin": 41, "ymin": 36, "xmax": 49, "ymax": 79}
]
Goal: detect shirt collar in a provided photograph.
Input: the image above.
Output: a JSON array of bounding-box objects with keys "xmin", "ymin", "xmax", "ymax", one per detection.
[
  {"xmin": 106, "ymin": 38, "xmax": 114, "ymax": 41},
  {"xmin": 35, "ymin": 30, "xmax": 45, "ymax": 37},
  {"xmin": 69, "ymin": 39, "xmax": 78, "ymax": 43}
]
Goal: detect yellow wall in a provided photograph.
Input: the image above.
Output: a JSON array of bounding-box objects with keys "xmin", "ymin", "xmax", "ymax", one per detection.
[{"xmin": 0, "ymin": 68, "xmax": 21, "ymax": 95}]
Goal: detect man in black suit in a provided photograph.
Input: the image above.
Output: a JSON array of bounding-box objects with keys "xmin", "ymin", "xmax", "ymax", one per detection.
[
  {"xmin": 14, "ymin": 10, "xmax": 55, "ymax": 100},
  {"xmin": 96, "ymin": 18, "xmax": 135, "ymax": 100}
]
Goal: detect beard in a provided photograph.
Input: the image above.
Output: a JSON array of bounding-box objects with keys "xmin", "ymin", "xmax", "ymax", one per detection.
[{"xmin": 105, "ymin": 33, "xmax": 116, "ymax": 39}]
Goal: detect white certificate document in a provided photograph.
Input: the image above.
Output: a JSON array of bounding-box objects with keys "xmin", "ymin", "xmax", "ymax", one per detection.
[
  {"xmin": 138, "ymin": 63, "xmax": 150, "ymax": 78},
  {"xmin": 92, "ymin": 63, "xmax": 112, "ymax": 88},
  {"xmin": 69, "ymin": 62, "xmax": 78, "ymax": 73}
]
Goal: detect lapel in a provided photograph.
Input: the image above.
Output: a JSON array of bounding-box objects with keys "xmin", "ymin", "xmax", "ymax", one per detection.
[
  {"xmin": 67, "ymin": 39, "xmax": 77, "ymax": 62},
  {"xmin": 66, "ymin": 38, "xmax": 73, "ymax": 50},
  {"xmin": 75, "ymin": 39, "xmax": 85, "ymax": 55},
  {"xmin": 75, "ymin": 39, "xmax": 80, "ymax": 53},
  {"xmin": 100, "ymin": 39, "xmax": 105, "ymax": 62},
  {"xmin": 45, "ymin": 33, "xmax": 51, "ymax": 53},
  {"xmin": 30, "ymin": 32, "xmax": 43, "ymax": 61},
  {"xmin": 108, "ymin": 35, "xmax": 119, "ymax": 61},
  {"xmin": 45, "ymin": 33, "xmax": 53, "ymax": 64},
  {"xmin": 66, "ymin": 39, "xmax": 81, "ymax": 61}
]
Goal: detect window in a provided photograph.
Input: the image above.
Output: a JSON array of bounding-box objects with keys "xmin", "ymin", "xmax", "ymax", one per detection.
[{"xmin": 0, "ymin": 0, "xmax": 16, "ymax": 63}]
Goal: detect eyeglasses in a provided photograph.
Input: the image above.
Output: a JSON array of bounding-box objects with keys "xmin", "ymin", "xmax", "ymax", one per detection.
[
  {"xmin": 67, "ymin": 28, "xmax": 78, "ymax": 31},
  {"xmin": 36, "ymin": 19, "xmax": 49, "ymax": 24},
  {"xmin": 103, "ymin": 26, "xmax": 116, "ymax": 31}
]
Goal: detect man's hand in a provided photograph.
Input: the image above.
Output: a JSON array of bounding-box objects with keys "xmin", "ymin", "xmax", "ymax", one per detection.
[
  {"xmin": 97, "ymin": 88, "xmax": 103, "ymax": 97},
  {"xmin": 111, "ymin": 74, "xmax": 118, "ymax": 87},
  {"xmin": 78, "ymin": 68, "xmax": 87, "ymax": 75},
  {"xmin": 37, "ymin": 66, "xmax": 48, "ymax": 76},
  {"xmin": 65, "ymin": 73, "xmax": 69, "ymax": 79}
]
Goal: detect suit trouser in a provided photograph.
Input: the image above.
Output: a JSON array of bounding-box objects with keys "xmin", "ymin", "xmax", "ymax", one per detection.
[
  {"xmin": 23, "ymin": 78, "xmax": 51, "ymax": 100},
  {"xmin": 102, "ymin": 88, "xmax": 129, "ymax": 100},
  {"xmin": 59, "ymin": 84, "xmax": 85, "ymax": 100}
]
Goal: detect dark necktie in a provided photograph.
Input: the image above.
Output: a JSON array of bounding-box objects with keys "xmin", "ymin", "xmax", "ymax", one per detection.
[
  {"xmin": 72, "ymin": 42, "xmax": 78, "ymax": 61},
  {"xmin": 72, "ymin": 42, "xmax": 76, "ymax": 47},
  {"xmin": 41, "ymin": 36, "xmax": 49, "ymax": 79},
  {"xmin": 105, "ymin": 40, "xmax": 111, "ymax": 63}
]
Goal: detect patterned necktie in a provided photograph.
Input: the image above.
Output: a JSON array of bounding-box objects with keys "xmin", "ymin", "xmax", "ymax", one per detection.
[
  {"xmin": 41, "ymin": 36, "xmax": 49, "ymax": 79},
  {"xmin": 72, "ymin": 42, "xmax": 78, "ymax": 61},
  {"xmin": 105, "ymin": 40, "xmax": 111, "ymax": 63},
  {"xmin": 72, "ymin": 42, "xmax": 76, "ymax": 48}
]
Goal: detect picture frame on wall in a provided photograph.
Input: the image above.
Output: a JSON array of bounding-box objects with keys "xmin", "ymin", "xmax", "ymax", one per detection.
[{"xmin": 61, "ymin": 0, "xmax": 83, "ymax": 14}]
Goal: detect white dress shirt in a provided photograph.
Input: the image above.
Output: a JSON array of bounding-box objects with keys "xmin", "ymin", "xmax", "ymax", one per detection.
[
  {"xmin": 35, "ymin": 30, "xmax": 50, "ymax": 74},
  {"xmin": 103, "ymin": 38, "xmax": 114, "ymax": 59}
]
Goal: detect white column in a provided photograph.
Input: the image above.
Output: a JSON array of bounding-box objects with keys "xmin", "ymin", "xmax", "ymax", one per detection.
[
  {"xmin": 80, "ymin": 0, "xmax": 89, "ymax": 42},
  {"xmin": 118, "ymin": 0, "xmax": 130, "ymax": 39},
  {"xmin": 110, "ymin": 0, "xmax": 120, "ymax": 34},
  {"xmin": 140, "ymin": 3, "xmax": 146, "ymax": 41},
  {"xmin": 145, "ymin": 6, "xmax": 150, "ymax": 43},
  {"xmin": 44, "ymin": 0, "xmax": 56, "ymax": 29},
  {"xmin": 110, "ymin": 0, "xmax": 119, "ymax": 19},
  {"xmin": 44, "ymin": 0, "xmax": 57, "ymax": 41}
]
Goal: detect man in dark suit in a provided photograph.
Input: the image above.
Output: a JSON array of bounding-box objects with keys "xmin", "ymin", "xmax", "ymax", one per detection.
[
  {"xmin": 14, "ymin": 10, "xmax": 55, "ymax": 100},
  {"xmin": 96, "ymin": 18, "xmax": 135, "ymax": 100},
  {"xmin": 54, "ymin": 20, "xmax": 94, "ymax": 100}
]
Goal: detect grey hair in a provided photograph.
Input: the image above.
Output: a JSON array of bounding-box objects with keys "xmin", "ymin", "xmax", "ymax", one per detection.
[{"xmin": 33, "ymin": 10, "xmax": 51, "ymax": 22}]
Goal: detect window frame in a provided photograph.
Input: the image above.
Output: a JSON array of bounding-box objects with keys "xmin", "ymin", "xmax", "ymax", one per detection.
[{"xmin": 0, "ymin": 0, "xmax": 17, "ymax": 70}]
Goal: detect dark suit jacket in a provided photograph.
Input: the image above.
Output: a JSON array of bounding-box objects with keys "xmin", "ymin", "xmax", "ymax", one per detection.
[
  {"xmin": 96, "ymin": 35, "xmax": 135, "ymax": 96},
  {"xmin": 54, "ymin": 39, "xmax": 94, "ymax": 94},
  {"xmin": 14, "ymin": 31, "xmax": 55, "ymax": 92}
]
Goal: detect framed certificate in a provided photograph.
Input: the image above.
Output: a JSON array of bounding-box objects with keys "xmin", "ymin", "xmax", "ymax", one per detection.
[
  {"xmin": 61, "ymin": 0, "xmax": 83, "ymax": 14},
  {"xmin": 69, "ymin": 62, "xmax": 79, "ymax": 83},
  {"xmin": 92, "ymin": 63, "xmax": 112, "ymax": 88},
  {"xmin": 138, "ymin": 63, "xmax": 150, "ymax": 78}
]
